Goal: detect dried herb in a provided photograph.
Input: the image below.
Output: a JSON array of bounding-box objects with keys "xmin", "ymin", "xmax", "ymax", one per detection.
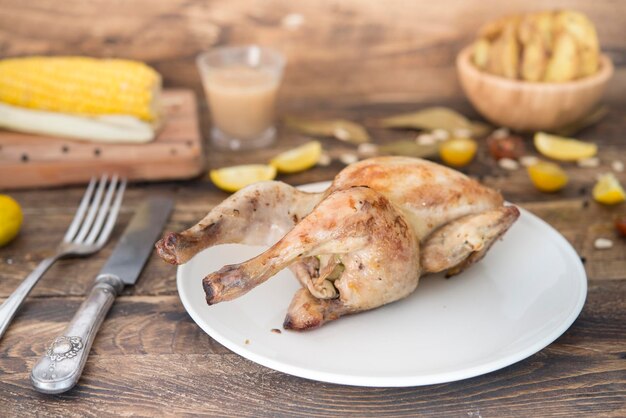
[
  {"xmin": 380, "ymin": 107, "xmax": 491, "ymax": 137},
  {"xmin": 377, "ymin": 140, "xmax": 438, "ymax": 158},
  {"xmin": 380, "ymin": 107, "xmax": 471, "ymax": 131},
  {"xmin": 284, "ymin": 117, "xmax": 370, "ymax": 144},
  {"xmin": 553, "ymin": 105, "xmax": 609, "ymax": 137}
]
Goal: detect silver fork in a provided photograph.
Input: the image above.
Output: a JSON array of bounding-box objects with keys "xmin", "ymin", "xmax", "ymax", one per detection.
[{"xmin": 0, "ymin": 175, "xmax": 126, "ymax": 341}]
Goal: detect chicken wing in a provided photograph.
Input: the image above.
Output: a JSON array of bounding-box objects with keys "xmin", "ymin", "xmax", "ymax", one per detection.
[{"xmin": 156, "ymin": 181, "xmax": 322, "ymax": 265}]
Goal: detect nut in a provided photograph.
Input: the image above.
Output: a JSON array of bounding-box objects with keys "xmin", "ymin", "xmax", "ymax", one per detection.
[
  {"xmin": 431, "ymin": 129, "xmax": 450, "ymax": 142},
  {"xmin": 453, "ymin": 128, "xmax": 473, "ymax": 138},
  {"xmin": 520, "ymin": 155, "xmax": 539, "ymax": 167},
  {"xmin": 577, "ymin": 157, "xmax": 600, "ymax": 168},
  {"xmin": 416, "ymin": 133, "xmax": 436, "ymax": 146},
  {"xmin": 594, "ymin": 238, "xmax": 613, "ymax": 250},
  {"xmin": 333, "ymin": 127, "xmax": 351, "ymax": 141},
  {"xmin": 611, "ymin": 160, "xmax": 624, "ymax": 173},
  {"xmin": 492, "ymin": 128, "xmax": 510, "ymax": 139},
  {"xmin": 357, "ymin": 143, "xmax": 379, "ymax": 158},
  {"xmin": 498, "ymin": 158, "xmax": 520, "ymax": 170},
  {"xmin": 317, "ymin": 153, "xmax": 332, "ymax": 167},
  {"xmin": 339, "ymin": 153, "xmax": 359, "ymax": 165}
]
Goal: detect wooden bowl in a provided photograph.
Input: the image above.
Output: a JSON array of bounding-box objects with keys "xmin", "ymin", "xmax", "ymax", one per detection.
[{"xmin": 456, "ymin": 46, "xmax": 613, "ymax": 132}]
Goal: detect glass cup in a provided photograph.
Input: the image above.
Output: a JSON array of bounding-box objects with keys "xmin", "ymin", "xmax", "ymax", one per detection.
[{"xmin": 197, "ymin": 45, "xmax": 286, "ymax": 151}]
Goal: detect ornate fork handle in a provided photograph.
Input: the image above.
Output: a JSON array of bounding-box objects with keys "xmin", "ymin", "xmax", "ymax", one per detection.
[{"xmin": 0, "ymin": 255, "xmax": 61, "ymax": 340}]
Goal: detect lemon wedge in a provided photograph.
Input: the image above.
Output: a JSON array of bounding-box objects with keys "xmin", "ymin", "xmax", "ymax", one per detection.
[
  {"xmin": 527, "ymin": 161, "xmax": 569, "ymax": 192},
  {"xmin": 592, "ymin": 173, "xmax": 626, "ymax": 205},
  {"xmin": 534, "ymin": 132, "xmax": 597, "ymax": 161},
  {"xmin": 0, "ymin": 194, "xmax": 23, "ymax": 247},
  {"xmin": 270, "ymin": 141, "xmax": 323, "ymax": 173},
  {"xmin": 210, "ymin": 164, "xmax": 277, "ymax": 193},
  {"xmin": 439, "ymin": 137, "xmax": 477, "ymax": 167}
]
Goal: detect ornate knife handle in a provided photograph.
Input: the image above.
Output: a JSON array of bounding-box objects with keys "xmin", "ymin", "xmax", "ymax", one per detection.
[{"xmin": 31, "ymin": 274, "xmax": 124, "ymax": 394}]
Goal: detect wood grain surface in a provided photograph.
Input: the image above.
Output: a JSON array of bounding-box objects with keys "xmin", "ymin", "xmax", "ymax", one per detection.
[
  {"xmin": 0, "ymin": 0, "xmax": 625, "ymax": 107},
  {"xmin": 1, "ymin": 0, "xmax": 626, "ymax": 416},
  {"xmin": 1, "ymin": 101, "xmax": 625, "ymax": 415}
]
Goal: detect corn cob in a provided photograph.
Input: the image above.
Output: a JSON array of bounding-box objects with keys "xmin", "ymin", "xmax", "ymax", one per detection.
[{"xmin": 0, "ymin": 56, "xmax": 161, "ymax": 122}]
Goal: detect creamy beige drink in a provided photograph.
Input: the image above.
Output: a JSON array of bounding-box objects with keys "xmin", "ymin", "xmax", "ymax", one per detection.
[
  {"xmin": 197, "ymin": 46, "xmax": 285, "ymax": 150},
  {"xmin": 204, "ymin": 66, "xmax": 279, "ymax": 141}
]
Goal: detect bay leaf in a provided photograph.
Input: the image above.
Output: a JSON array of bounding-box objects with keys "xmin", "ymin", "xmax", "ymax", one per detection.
[
  {"xmin": 284, "ymin": 117, "xmax": 370, "ymax": 144},
  {"xmin": 380, "ymin": 107, "xmax": 472, "ymax": 131},
  {"xmin": 553, "ymin": 105, "xmax": 609, "ymax": 137},
  {"xmin": 469, "ymin": 121, "xmax": 493, "ymax": 137},
  {"xmin": 377, "ymin": 140, "xmax": 439, "ymax": 158}
]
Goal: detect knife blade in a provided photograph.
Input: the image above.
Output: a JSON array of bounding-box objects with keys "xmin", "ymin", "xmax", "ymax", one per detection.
[
  {"xmin": 30, "ymin": 197, "xmax": 174, "ymax": 394},
  {"xmin": 99, "ymin": 196, "xmax": 174, "ymax": 284}
]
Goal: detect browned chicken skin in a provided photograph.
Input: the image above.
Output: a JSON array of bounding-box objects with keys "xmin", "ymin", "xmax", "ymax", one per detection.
[{"xmin": 156, "ymin": 157, "xmax": 520, "ymax": 330}]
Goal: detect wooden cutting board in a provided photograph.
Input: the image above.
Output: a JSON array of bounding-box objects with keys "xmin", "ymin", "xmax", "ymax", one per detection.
[{"xmin": 0, "ymin": 89, "xmax": 204, "ymax": 190}]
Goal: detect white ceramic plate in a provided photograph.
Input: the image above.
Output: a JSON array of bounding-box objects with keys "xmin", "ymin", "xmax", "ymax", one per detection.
[{"xmin": 177, "ymin": 182, "xmax": 587, "ymax": 387}]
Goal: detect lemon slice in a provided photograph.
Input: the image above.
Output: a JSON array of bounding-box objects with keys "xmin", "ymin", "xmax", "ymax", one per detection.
[
  {"xmin": 0, "ymin": 194, "xmax": 23, "ymax": 247},
  {"xmin": 527, "ymin": 161, "xmax": 569, "ymax": 192},
  {"xmin": 534, "ymin": 132, "xmax": 597, "ymax": 161},
  {"xmin": 270, "ymin": 141, "xmax": 322, "ymax": 173},
  {"xmin": 439, "ymin": 137, "xmax": 477, "ymax": 167},
  {"xmin": 592, "ymin": 173, "xmax": 626, "ymax": 205},
  {"xmin": 210, "ymin": 164, "xmax": 277, "ymax": 193}
]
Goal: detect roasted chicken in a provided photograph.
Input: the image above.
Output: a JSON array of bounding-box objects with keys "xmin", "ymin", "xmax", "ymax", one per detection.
[{"xmin": 156, "ymin": 157, "xmax": 519, "ymax": 330}]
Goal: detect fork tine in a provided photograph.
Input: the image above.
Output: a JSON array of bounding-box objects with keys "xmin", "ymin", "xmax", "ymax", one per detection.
[
  {"xmin": 96, "ymin": 178, "xmax": 127, "ymax": 247},
  {"xmin": 74, "ymin": 174, "xmax": 108, "ymax": 243},
  {"xmin": 84, "ymin": 174, "xmax": 119, "ymax": 245},
  {"xmin": 63, "ymin": 177, "xmax": 97, "ymax": 243}
]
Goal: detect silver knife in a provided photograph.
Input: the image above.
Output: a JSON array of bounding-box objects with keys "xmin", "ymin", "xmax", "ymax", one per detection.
[{"xmin": 30, "ymin": 196, "xmax": 174, "ymax": 394}]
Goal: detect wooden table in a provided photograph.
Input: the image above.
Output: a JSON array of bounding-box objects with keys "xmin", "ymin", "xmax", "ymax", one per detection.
[
  {"xmin": 1, "ymin": 99, "xmax": 625, "ymax": 416},
  {"xmin": 1, "ymin": 0, "xmax": 626, "ymax": 416}
]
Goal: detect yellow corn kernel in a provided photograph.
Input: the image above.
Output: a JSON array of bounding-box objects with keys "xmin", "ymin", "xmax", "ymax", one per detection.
[{"xmin": 0, "ymin": 56, "xmax": 161, "ymax": 121}]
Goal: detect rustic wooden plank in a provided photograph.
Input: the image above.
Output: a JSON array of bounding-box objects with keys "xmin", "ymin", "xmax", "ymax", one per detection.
[
  {"xmin": 1, "ymin": 278, "xmax": 624, "ymax": 357},
  {"xmin": 522, "ymin": 200, "xmax": 626, "ymax": 281},
  {"xmin": 0, "ymin": 296, "xmax": 230, "ymax": 358},
  {"xmin": 1, "ymin": 0, "xmax": 624, "ymax": 105},
  {"xmin": 0, "ymin": 279, "xmax": 624, "ymax": 416},
  {"xmin": 1, "ymin": 351, "xmax": 624, "ymax": 417}
]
